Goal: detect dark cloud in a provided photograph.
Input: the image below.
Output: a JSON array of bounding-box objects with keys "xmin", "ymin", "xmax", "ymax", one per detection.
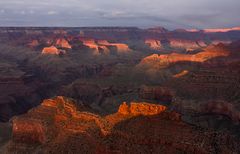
[{"xmin": 0, "ymin": 0, "xmax": 239, "ymax": 29}]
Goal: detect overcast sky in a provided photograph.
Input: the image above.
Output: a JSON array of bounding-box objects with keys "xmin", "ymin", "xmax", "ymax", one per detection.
[{"xmin": 0, "ymin": 0, "xmax": 239, "ymax": 29}]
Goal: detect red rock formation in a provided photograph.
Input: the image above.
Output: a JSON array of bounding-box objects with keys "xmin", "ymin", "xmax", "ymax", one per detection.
[
  {"xmin": 11, "ymin": 97, "xmax": 85, "ymax": 144},
  {"xmin": 118, "ymin": 102, "xmax": 130, "ymax": 115},
  {"xmin": 42, "ymin": 46, "xmax": 66, "ymax": 55},
  {"xmin": 145, "ymin": 39, "xmax": 162, "ymax": 50},
  {"xmin": 12, "ymin": 116, "xmax": 53, "ymax": 144},
  {"xmin": 98, "ymin": 45, "xmax": 110, "ymax": 54},
  {"xmin": 1, "ymin": 27, "xmax": 240, "ymax": 51},
  {"xmin": 7, "ymin": 96, "xmax": 240, "ymax": 153},
  {"xmin": 173, "ymin": 70, "xmax": 189, "ymax": 78},
  {"xmin": 80, "ymin": 38, "xmax": 97, "ymax": 49},
  {"xmin": 138, "ymin": 45, "xmax": 230, "ymax": 69},
  {"xmin": 55, "ymin": 38, "xmax": 72, "ymax": 49},
  {"xmin": 42, "ymin": 46, "xmax": 60, "ymax": 55},
  {"xmin": 79, "ymin": 38, "xmax": 130, "ymax": 55},
  {"xmin": 118, "ymin": 102, "xmax": 167, "ymax": 116},
  {"xmin": 97, "ymin": 40, "xmax": 131, "ymax": 53},
  {"xmin": 113, "ymin": 43, "xmax": 131, "ymax": 53},
  {"xmin": 80, "ymin": 38, "xmax": 110, "ymax": 55}
]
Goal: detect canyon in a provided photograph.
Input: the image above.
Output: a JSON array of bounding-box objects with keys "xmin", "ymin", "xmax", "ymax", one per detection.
[{"xmin": 0, "ymin": 26, "xmax": 240, "ymax": 153}]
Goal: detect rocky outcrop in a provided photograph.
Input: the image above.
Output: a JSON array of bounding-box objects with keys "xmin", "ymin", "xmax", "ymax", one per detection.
[
  {"xmin": 11, "ymin": 96, "xmax": 89, "ymax": 145},
  {"xmin": 139, "ymin": 85, "xmax": 174, "ymax": 103},
  {"xmin": 55, "ymin": 38, "xmax": 72, "ymax": 49},
  {"xmin": 41, "ymin": 38, "xmax": 71, "ymax": 55},
  {"xmin": 118, "ymin": 102, "xmax": 167, "ymax": 116},
  {"xmin": 42, "ymin": 46, "xmax": 66, "ymax": 55},
  {"xmin": 42, "ymin": 46, "xmax": 60, "ymax": 55},
  {"xmin": 145, "ymin": 39, "xmax": 162, "ymax": 50},
  {"xmin": 173, "ymin": 70, "xmax": 189, "ymax": 78},
  {"xmin": 6, "ymin": 97, "xmax": 240, "ymax": 153},
  {"xmin": 80, "ymin": 38, "xmax": 110, "ymax": 55},
  {"xmin": 138, "ymin": 44, "xmax": 230, "ymax": 69},
  {"xmin": 112, "ymin": 43, "xmax": 131, "ymax": 53},
  {"xmin": 97, "ymin": 40, "xmax": 131, "ymax": 53},
  {"xmin": 78, "ymin": 39, "xmax": 131, "ymax": 55}
]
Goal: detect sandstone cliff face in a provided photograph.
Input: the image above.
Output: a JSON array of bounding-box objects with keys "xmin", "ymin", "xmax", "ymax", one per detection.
[
  {"xmin": 42, "ymin": 46, "xmax": 62, "ymax": 55},
  {"xmin": 145, "ymin": 39, "xmax": 162, "ymax": 50},
  {"xmin": 79, "ymin": 38, "xmax": 131, "ymax": 55},
  {"xmin": 137, "ymin": 44, "xmax": 230, "ymax": 69},
  {"xmin": 118, "ymin": 102, "xmax": 167, "ymax": 116},
  {"xmin": 55, "ymin": 38, "xmax": 72, "ymax": 49},
  {"xmin": 11, "ymin": 97, "xmax": 88, "ymax": 145},
  {"xmin": 80, "ymin": 38, "xmax": 110, "ymax": 55},
  {"xmin": 97, "ymin": 40, "xmax": 131, "ymax": 53},
  {"xmin": 40, "ymin": 38, "xmax": 71, "ymax": 55},
  {"xmin": 6, "ymin": 97, "xmax": 240, "ymax": 153}
]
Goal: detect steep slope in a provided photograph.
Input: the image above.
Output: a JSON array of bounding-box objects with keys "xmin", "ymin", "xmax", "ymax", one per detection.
[
  {"xmin": 97, "ymin": 40, "xmax": 131, "ymax": 53},
  {"xmin": 5, "ymin": 96, "xmax": 240, "ymax": 153},
  {"xmin": 137, "ymin": 43, "xmax": 230, "ymax": 70},
  {"xmin": 79, "ymin": 38, "xmax": 110, "ymax": 55}
]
